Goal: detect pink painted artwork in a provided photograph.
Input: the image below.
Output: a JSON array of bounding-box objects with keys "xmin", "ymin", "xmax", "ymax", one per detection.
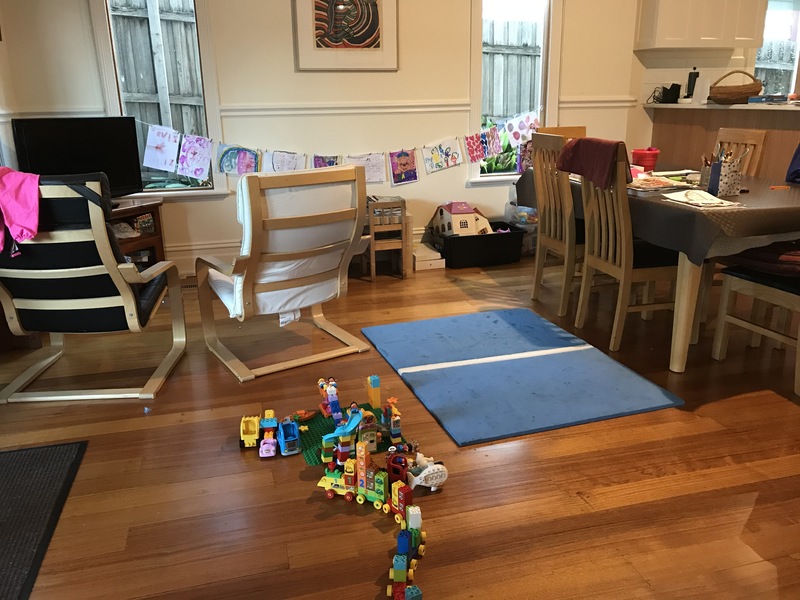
[
  {"xmin": 465, "ymin": 132, "xmax": 486, "ymax": 163},
  {"xmin": 485, "ymin": 126, "xmax": 503, "ymax": 156},
  {"xmin": 216, "ymin": 144, "xmax": 260, "ymax": 174},
  {"xmin": 176, "ymin": 134, "xmax": 212, "ymax": 179}
]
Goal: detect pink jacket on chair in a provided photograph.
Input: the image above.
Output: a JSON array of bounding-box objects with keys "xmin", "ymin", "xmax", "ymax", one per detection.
[{"xmin": 0, "ymin": 166, "xmax": 40, "ymax": 253}]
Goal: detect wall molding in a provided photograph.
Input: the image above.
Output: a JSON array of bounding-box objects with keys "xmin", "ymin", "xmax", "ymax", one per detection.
[
  {"xmin": 220, "ymin": 99, "xmax": 471, "ymax": 118},
  {"xmin": 559, "ymin": 96, "xmax": 638, "ymax": 109}
]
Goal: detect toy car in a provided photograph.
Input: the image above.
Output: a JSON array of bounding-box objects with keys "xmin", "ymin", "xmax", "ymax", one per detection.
[
  {"xmin": 276, "ymin": 417, "xmax": 300, "ymax": 456},
  {"xmin": 239, "ymin": 415, "xmax": 260, "ymax": 449}
]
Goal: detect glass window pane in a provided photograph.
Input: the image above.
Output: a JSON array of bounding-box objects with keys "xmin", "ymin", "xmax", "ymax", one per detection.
[
  {"xmin": 755, "ymin": 0, "xmax": 799, "ymax": 96},
  {"xmin": 481, "ymin": 0, "xmax": 547, "ymax": 176},
  {"xmin": 107, "ymin": 0, "xmax": 212, "ymax": 190}
]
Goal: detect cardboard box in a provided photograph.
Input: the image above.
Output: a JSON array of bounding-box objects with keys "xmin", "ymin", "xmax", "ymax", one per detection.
[{"xmin": 430, "ymin": 221, "xmax": 524, "ymax": 269}]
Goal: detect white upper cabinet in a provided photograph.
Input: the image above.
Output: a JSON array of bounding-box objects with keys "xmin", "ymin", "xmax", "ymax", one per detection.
[{"xmin": 635, "ymin": 0, "xmax": 768, "ymax": 50}]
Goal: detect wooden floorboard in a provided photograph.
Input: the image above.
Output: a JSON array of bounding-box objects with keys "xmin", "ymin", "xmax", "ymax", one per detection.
[{"xmin": 2, "ymin": 257, "xmax": 800, "ymax": 599}]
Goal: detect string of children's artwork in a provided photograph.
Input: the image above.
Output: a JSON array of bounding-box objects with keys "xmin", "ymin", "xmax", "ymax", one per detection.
[{"xmin": 137, "ymin": 109, "xmax": 539, "ymax": 186}]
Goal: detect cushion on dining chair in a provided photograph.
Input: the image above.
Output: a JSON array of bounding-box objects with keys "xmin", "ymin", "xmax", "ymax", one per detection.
[
  {"xmin": 724, "ymin": 240, "xmax": 800, "ymax": 276},
  {"xmin": 722, "ymin": 265, "xmax": 800, "ymax": 295},
  {"xmin": 631, "ymin": 239, "xmax": 679, "ymax": 269}
]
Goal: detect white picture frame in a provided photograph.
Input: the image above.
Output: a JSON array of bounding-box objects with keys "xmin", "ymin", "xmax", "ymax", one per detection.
[{"xmin": 292, "ymin": 0, "xmax": 398, "ymax": 72}]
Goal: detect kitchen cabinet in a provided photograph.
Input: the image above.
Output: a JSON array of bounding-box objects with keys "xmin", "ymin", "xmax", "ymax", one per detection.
[{"xmin": 635, "ymin": 0, "xmax": 768, "ymax": 50}]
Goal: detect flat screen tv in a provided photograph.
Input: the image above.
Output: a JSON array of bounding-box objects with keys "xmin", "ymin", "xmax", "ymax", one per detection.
[{"xmin": 12, "ymin": 116, "xmax": 143, "ymax": 198}]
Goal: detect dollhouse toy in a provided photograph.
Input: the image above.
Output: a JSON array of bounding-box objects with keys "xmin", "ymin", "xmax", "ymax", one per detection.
[{"xmin": 428, "ymin": 201, "xmax": 492, "ymax": 236}]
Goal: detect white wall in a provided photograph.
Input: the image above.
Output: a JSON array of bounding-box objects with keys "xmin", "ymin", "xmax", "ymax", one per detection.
[{"xmin": 0, "ymin": 0, "xmax": 708, "ymax": 274}]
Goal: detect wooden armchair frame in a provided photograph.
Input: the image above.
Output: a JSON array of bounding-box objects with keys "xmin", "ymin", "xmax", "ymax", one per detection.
[
  {"xmin": 196, "ymin": 165, "xmax": 370, "ymax": 382},
  {"xmin": 0, "ymin": 177, "xmax": 186, "ymax": 403}
]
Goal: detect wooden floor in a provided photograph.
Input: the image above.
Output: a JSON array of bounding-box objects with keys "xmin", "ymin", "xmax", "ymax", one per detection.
[{"xmin": 3, "ymin": 257, "xmax": 800, "ymax": 600}]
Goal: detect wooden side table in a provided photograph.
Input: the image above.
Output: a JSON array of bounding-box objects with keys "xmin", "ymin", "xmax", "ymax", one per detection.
[{"xmin": 110, "ymin": 197, "xmax": 165, "ymax": 266}]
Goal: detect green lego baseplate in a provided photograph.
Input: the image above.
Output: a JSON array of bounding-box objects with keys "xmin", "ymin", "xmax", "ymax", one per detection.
[{"xmin": 299, "ymin": 403, "xmax": 406, "ymax": 466}]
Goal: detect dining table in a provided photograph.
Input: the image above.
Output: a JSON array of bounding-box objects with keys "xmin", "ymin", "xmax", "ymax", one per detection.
[
  {"xmin": 560, "ymin": 175, "xmax": 800, "ymax": 372},
  {"xmin": 627, "ymin": 176, "xmax": 800, "ymax": 372}
]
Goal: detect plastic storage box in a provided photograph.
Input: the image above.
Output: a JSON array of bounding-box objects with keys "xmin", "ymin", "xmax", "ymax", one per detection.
[{"xmin": 431, "ymin": 221, "xmax": 525, "ymax": 268}]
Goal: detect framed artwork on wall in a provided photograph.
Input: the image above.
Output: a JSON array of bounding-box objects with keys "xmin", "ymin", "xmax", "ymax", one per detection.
[{"xmin": 292, "ymin": 0, "xmax": 398, "ymax": 71}]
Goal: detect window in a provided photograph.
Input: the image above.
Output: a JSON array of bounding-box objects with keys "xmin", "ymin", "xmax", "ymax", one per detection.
[
  {"xmin": 756, "ymin": 0, "xmax": 800, "ymax": 96},
  {"xmin": 480, "ymin": 0, "xmax": 548, "ymax": 176},
  {"xmin": 93, "ymin": 0, "xmax": 220, "ymax": 192}
]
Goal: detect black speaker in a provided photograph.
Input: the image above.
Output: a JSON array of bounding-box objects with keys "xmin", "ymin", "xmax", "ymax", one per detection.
[{"xmin": 659, "ymin": 83, "xmax": 681, "ymax": 104}]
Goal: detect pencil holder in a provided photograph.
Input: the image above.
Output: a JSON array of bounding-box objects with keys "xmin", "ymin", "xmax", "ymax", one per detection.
[{"xmin": 707, "ymin": 162, "xmax": 741, "ymax": 197}]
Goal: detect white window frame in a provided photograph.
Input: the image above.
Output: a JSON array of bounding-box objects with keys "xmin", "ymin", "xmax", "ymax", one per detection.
[
  {"xmin": 88, "ymin": 0, "xmax": 228, "ymax": 198},
  {"xmin": 467, "ymin": 0, "xmax": 563, "ymax": 186}
]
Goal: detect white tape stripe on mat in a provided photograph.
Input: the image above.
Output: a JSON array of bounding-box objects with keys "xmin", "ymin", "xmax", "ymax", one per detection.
[{"xmin": 397, "ymin": 344, "xmax": 593, "ymax": 375}]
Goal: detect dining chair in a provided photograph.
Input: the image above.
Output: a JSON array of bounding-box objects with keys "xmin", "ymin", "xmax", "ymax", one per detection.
[
  {"xmin": 714, "ymin": 128, "xmax": 767, "ymax": 177},
  {"xmin": 537, "ymin": 126, "xmax": 587, "ymax": 140},
  {"xmin": 712, "ymin": 265, "xmax": 800, "ymax": 395},
  {"xmin": 0, "ymin": 172, "xmax": 187, "ymax": 402},
  {"xmin": 530, "ymin": 133, "xmax": 584, "ymax": 317},
  {"xmin": 565, "ymin": 139, "xmax": 679, "ymax": 351},
  {"xmin": 195, "ymin": 165, "xmax": 370, "ymax": 382}
]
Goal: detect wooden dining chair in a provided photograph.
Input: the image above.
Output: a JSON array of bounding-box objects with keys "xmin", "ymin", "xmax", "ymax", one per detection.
[
  {"xmin": 712, "ymin": 265, "xmax": 800, "ymax": 395},
  {"xmin": 537, "ymin": 126, "xmax": 587, "ymax": 140},
  {"xmin": 714, "ymin": 128, "xmax": 767, "ymax": 177},
  {"xmin": 568, "ymin": 139, "xmax": 679, "ymax": 351},
  {"xmin": 530, "ymin": 133, "xmax": 584, "ymax": 317}
]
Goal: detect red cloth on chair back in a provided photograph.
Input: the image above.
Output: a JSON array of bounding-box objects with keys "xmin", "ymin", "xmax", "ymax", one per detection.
[{"xmin": 556, "ymin": 137, "xmax": 632, "ymax": 189}]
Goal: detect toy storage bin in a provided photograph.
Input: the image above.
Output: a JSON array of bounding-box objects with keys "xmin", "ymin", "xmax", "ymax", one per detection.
[{"xmin": 431, "ymin": 221, "xmax": 525, "ymax": 268}]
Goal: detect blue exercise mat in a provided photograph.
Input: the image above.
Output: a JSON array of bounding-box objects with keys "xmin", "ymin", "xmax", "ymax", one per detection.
[{"xmin": 362, "ymin": 308, "xmax": 684, "ymax": 446}]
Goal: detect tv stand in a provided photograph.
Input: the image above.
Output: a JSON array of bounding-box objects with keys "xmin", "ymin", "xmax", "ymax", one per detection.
[{"xmin": 110, "ymin": 197, "xmax": 165, "ymax": 266}]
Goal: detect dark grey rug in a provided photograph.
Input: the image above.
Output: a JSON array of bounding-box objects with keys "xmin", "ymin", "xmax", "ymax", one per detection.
[{"xmin": 0, "ymin": 441, "xmax": 87, "ymax": 600}]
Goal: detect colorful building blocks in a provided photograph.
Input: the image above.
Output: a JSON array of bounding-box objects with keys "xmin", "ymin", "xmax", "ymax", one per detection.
[
  {"xmin": 367, "ymin": 374, "xmax": 381, "ymax": 409},
  {"xmin": 239, "ymin": 415, "xmax": 260, "ymax": 449},
  {"xmin": 277, "ymin": 417, "xmax": 301, "ymax": 456}
]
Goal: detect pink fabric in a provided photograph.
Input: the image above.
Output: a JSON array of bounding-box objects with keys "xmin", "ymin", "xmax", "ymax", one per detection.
[
  {"xmin": 0, "ymin": 167, "xmax": 40, "ymax": 252},
  {"xmin": 556, "ymin": 137, "xmax": 632, "ymax": 189}
]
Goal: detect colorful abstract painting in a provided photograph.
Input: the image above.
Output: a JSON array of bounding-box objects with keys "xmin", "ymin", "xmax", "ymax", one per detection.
[
  {"xmin": 176, "ymin": 134, "xmax": 213, "ymax": 180},
  {"xmin": 485, "ymin": 126, "xmax": 503, "ymax": 156},
  {"xmin": 464, "ymin": 132, "xmax": 486, "ymax": 163},
  {"xmin": 503, "ymin": 112, "xmax": 539, "ymax": 148},
  {"xmin": 216, "ymin": 144, "xmax": 260, "ymax": 174},
  {"xmin": 314, "ymin": 0, "xmax": 381, "ymax": 49},
  {"xmin": 143, "ymin": 125, "xmax": 180, "ymax": 172},
  {"xmin": 421, "ymin": 138, "xmax": 463, "ymax": 174}
]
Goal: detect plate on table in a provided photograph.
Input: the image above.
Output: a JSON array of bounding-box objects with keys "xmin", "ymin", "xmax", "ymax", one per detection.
[{"xmin": 627, "ymin": 176, "xmax": 695, "ymax": 196}]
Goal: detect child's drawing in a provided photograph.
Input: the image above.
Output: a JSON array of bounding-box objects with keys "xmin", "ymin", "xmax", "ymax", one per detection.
[
  {"xmin": 421, "ymin": 138, "xmax": 463, "ymax": 174},
  {"xmin": 485, "ymin": 126, "xmax": 503, "ymax": 156},
  {"xmin": 264, "ymin": 150, "xmax": 306, "ymax": 172},
  {"xmin": 216, "ymin": 144, "xmax": 260, "ymax": 174},
  {"xmin": 344, "ymin": 153, "xmax": 386, "ymax": 183},
  {"xmin": 503, "ymin": 112, "xmax": 539, "ymax": 148},
  {"xmin": 176, "ymin": 134, "xmax": 213, "ymax": 180},
  {"xmin": 313, "ymin": 154, "xmax": 340, "ymax": 168},
  {"xmin": 388, "ymin": 149, "xmax": 418, "ymax": 185},
  {"xmin": 465, "ymin": 133, "xmax": 486, "ymax": 163},
  {"xmin": 143, "ymin": 125, "xmax": 181, "ymax": 172}
]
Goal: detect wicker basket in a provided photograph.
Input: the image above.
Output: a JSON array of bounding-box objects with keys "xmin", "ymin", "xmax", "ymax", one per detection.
[{"xmin": 707, "ymin": 70, "xmax": 762, "ymax": 105}]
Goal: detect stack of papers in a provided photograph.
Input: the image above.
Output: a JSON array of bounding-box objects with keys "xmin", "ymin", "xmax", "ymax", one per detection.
[{"xmin": 662, "ymin": 190, "xmax": 741, "ymax": 208}]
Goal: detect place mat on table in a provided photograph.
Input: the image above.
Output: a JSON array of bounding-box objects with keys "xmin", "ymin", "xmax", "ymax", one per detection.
[{"xmin": 662, "ymin": 190, "xmax": 741, "ymax": 208}]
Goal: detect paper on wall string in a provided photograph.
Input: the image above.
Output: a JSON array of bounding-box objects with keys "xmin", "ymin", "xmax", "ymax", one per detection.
[
  {"xmin": 176, "ymin": 134, "xmax": 213, "ymax": 180},
  {"xmin": 464, "ymin": 132, "xmax": 487, "ymax": 163},
  {"xmin": 344, "ymin": 153, "xmax": 387, "ymax": 183},
  {"xmin": 263, "ymin": 150, "xmax": 307, "ymax": 172},
  {"xmin": 143, "ymin": 125, "xmax": 181, "ymax": 172},
  {"xmin": 421, "ymin": 138, "xmax": 463, "ymax": 174},
  {"xmin": 485, "ymin": 126, "xmax": 503, "ymax": 156},
  {"xmin": 388, "ymin": 148, "xmax": 419, "ymax": 185},
  {"xmin": 503, "ymin": 112, "xmax": 538, "ymax": 148},
  {"xmin": 313, "ymin": 154, "xmax": 340, "ymax": 168},
  {"xmin": 216, "ymin": 144, "xmax": 261, "ymax": 174}
]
